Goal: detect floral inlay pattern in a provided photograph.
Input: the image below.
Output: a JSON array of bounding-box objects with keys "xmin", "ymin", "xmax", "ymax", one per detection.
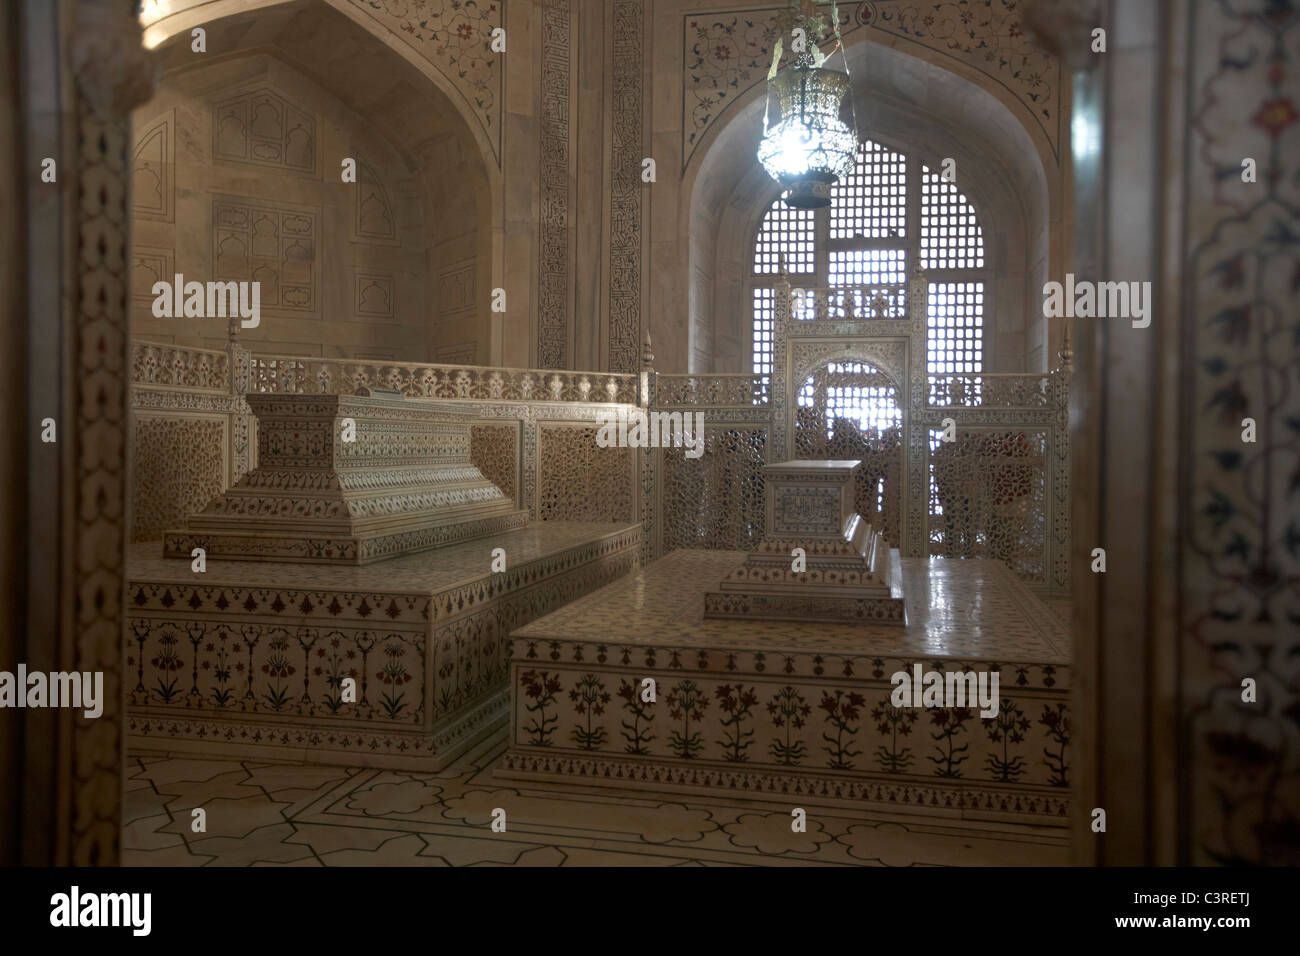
[
  {"xmin": 348, "ymin": 0, "xmax": 503, "ymax": 164},
  {"xmin": 1181, "ymin": 0, "xmax": 1300, "ymax": 865},
  {"xmin": 682, "ymin": 1, "xmax": 1061, "ymax": 169}
]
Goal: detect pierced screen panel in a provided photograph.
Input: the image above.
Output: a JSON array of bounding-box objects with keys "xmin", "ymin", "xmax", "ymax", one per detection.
[
  {"xmin": 752, "ymin": 287, "xmax": 775, "ymax": 376},
  {"xmin": 928, "ymin": 282, "xmax": 984, "ymax": 374},
  {"xmin": 920, "ymin": 165, "xmax": 985, "ymax": 269},
  {"xmin": 754, "ymin": 199, "xmax": 814, "ymax": 275},
  {"xmin": 831, "ymin": 140, "xmax": 907, "ymax": 239},
  {"xmin": 927, "ymin": 427, "xmax": 1048, "ymax": 581},
  {"xmin": 828, "ymin": 248, "xmax": 907, "ymax": 287}
]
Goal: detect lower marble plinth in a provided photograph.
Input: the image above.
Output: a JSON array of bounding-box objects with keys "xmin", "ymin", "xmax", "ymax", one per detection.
[
  {"xmin": 702, "ymin": 590, "xmax": 907, "ymax": 625},
  {"xmin": 498, "ymin": 550, "xmax": 1072, "ymax": 826},
  {"xmin": 703, "ymin": 548, "xmax": 906, "ymax": 625},
  {"xmin": 126, "ymin": 522, "xmax": 642, "ymax": 770}
]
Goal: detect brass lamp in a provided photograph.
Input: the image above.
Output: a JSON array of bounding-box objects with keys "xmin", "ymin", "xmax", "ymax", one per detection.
[{"xmin": 757, "ymin": 0, "xmax": 858, "ymax": 209}]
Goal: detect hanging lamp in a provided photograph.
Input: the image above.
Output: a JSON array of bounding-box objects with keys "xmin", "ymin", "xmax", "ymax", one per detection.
[{"xmin": 757, "ymin": 0, "xmax": 858, "ymax": 209}]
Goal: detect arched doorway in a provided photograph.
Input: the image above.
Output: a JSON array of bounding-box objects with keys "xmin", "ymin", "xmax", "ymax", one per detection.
[
  {"xmin": 684, "ymin": 29, "xmax": 1058, "ymax": 376},
  {"xmin": 793, "ymin": 359, "xmax": 903, "ymax": 544}
]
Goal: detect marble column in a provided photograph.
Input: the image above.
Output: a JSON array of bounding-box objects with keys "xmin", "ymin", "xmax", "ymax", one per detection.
[
  {"xmin": 1036, "ymin": 0, "xmax": 1300, "ymax": 865},
  {"xmin": 0, "ymin": 0, "xmax": 155, "ymax": 865}
]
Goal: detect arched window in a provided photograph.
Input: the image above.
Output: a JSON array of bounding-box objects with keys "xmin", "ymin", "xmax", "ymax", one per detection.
[{"xmin": 751, "ymin": 139, "xmax": 987, "ymax": 381}]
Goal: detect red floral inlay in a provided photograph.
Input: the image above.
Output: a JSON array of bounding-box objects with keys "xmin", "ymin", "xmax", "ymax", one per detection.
[{"xmin": 1252, "ymin": 97, "xmax": 1298, "ymax": 137}]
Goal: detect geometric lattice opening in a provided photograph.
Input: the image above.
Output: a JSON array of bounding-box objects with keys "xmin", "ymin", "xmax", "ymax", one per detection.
[
  {"xmin": 754, "ymin": 201, "xmax": 814, "ymax": 275},
  {"xmin": 752, "ymin": 287, "xmax": 775, "ymax": 378},
  {"xmin": 832, "ymin": 139, "xmax": 907, "ymax": 239},
  {"xmin": 920, "ymin": 164, "xmax": 985, "ymax": 269},
  {"xmin": 753, "ymin": 142, "xmax": 988, "ymax": 378},
  {"xmin": 927, "ymin": 282, "xmax": 984, "ymax": 374},
  {"xmin": 828, "ymin": 248, "xmax": 907, "ymax": 288},
  {"xmin": 796, "ymin": 361, "xmax": 902, "ymax": 438}
]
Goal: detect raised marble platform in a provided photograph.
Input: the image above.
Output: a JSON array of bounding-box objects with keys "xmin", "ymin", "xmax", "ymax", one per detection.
[
  {"xmin": 499, "ymin": 550, "xmax": 1071, "ymax": 826},
  {"xmin": 128, "ymin": 521, "xmax": 641, "ymax": 769},
  {"xmin": 704, "ymin": 459, "xmax": 905, "ymax": 624},
  {"xmin": 164, "ymin": 393, "xmax": 527, "ymax": 565}
]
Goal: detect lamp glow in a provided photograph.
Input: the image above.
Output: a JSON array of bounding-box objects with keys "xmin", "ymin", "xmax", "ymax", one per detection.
[
  {"xmin": 757, "ymin": 114, "xmax": 856, "ymax": 181},
  {"xmin": 756, "ymin": 3, "xmax": 859, "ymax": 209}
]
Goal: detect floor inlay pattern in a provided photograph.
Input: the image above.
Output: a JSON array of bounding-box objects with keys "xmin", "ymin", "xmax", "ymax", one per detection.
[{"xmin": 123, "ymin": 738, "xmax": 1070, "ymax": 867}]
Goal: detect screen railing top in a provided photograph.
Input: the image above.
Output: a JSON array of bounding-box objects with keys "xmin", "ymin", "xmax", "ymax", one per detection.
[
  {"xmin": 653, "ymin": 370, "xmax": 1064, "ymax": 410},
  {"xmin": 131, "ymin": 341, "xmax": 231, "ymax": 391},
  {"xmin": 927, "ymin": 372, "xmax": 1059, "ymax": 408},
  {"xmin": 249, "ymin": 354, "xmax": 641, "ymax": 405}
]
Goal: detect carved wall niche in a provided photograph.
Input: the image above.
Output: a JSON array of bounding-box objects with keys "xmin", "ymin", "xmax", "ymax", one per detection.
[
  {"xmin": 132, "ymin": 110, "xmax": 173, "ymax": 221},
  {"xmin": 438, "ymin": 261, "xmax": 476, "ymax": 316},
  {"xmin": 212, "ymin": 196, "xmax": 319, "ymax": 313},
  {"xmin": 130, "ymin": 246, "xmax": 174, "ymax": 302},
  {"xmin": 353, "ymin": 156, "xmax": 397, "ymax": 243},
  {"xmin": 682, "ymin": 1, "xmax": 1063, "ymax": 171},
  {"xmin": 212, "ymin": 86, "xmax": 316, "ymax": 174},
  {"xmin": 343, "ymin": 0, "xmax": 504, "ymax": 166},
  {"xmin": 436, "ymin": 261, "xmax": 478, "ymax": 354},
  {"xmin": 131, "ymin": 48, "xmax": 445, "ymax": 357},
  {"xmin": 355, "ymin": 272, "xmax": 396, "ymax": 318}
]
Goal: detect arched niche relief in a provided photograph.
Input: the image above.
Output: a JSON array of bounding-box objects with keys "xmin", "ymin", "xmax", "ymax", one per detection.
[
  {"xmin": 352, "ymin": 155, "xmax": 398, "ymax": 244},
  {"xmin": 211, "ymin": 84, "xmax": 318, "ymax": 174},
  {"xmin": 132, "ymin": 111, "xmax": 173, "ymax": 222},
  {"xmin": 685, "ymin": 31, "xmax": 1058, "ymax": 376}
]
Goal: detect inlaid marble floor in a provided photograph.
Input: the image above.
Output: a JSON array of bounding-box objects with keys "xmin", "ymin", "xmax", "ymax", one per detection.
[{"xmin": 123, "ymin": 735, "xmax": 1071, "ymax": 866}]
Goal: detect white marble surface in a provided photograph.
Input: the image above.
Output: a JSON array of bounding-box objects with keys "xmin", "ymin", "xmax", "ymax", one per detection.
[{"xmin": 517, "ymin": 549, "xmax": 1071, "ymax": 664}]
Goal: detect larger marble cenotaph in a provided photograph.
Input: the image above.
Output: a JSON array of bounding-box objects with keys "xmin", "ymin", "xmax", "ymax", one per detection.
[{"xmin": 164, "ymin": 390, "xmax": 528, "ymax": 564}]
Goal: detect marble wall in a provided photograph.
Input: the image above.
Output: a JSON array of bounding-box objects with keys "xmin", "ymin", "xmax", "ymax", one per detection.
[
  {"xmin": 131, "ymin": 2, "xmax": 492, "ymax": 364},
  {"xmin": 4, "ymin": 0, "xmax": 160, "ymax": 865},
  {"xmin": 135, "ymin": 0, "xmax": 1065, "ymax": 375},
  {"xmin": 1061, "ymin": 0, "xmax": 1300, "ymax": 866},
  {"xmin": 674, "ymin": 0, "xmax": 1067, "ymax": 374}
]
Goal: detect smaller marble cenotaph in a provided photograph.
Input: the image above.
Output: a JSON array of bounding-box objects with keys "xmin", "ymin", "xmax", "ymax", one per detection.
[{"xmin": 703, "ymin": 459, "xmax": 905, "ymax": 625}]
